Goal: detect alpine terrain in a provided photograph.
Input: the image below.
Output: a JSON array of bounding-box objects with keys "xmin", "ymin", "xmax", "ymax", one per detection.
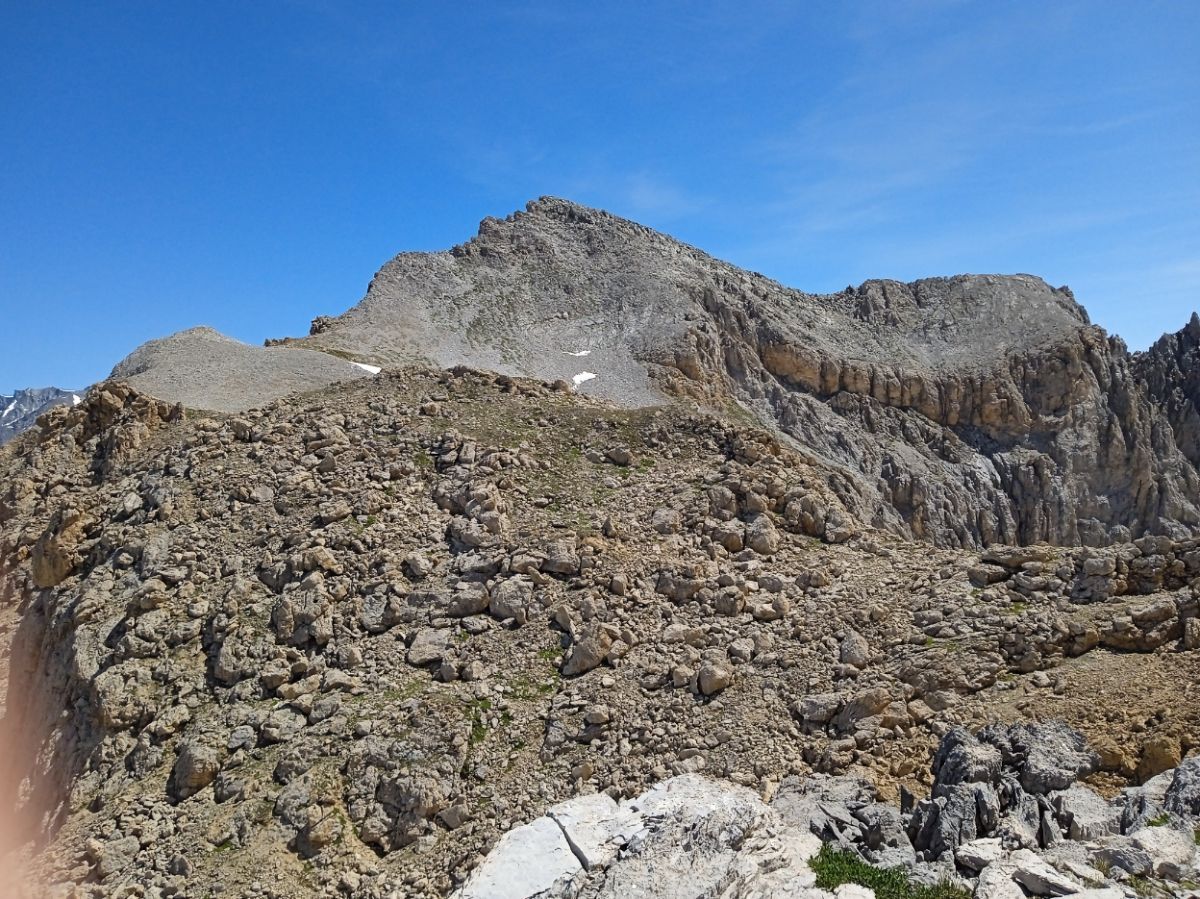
[
  {"xmin": 2, "ymin": 198, "xmax": 1199, "ymax": 899},
  {"xmin": 1, "ymin": 388, "xmax": 82, "ymax": 446}
]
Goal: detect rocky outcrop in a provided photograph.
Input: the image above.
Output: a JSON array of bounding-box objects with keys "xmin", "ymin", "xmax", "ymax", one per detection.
[
  {"xmin": 1136, "ymin": 311, "xmax": 1200, "ymax": 468},
  {"xmin": 459, "ymin": 726, "xmax": 1200, "ymax": 899},
  {"xmin": 454, "ymin": 775, "xmax": 842, "ymax": 899}
]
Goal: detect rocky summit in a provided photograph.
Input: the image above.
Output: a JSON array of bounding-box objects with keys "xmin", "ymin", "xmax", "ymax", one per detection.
[{"xmin": 0, "ymin": 199, "xmax": 1199, "ymax": 899}]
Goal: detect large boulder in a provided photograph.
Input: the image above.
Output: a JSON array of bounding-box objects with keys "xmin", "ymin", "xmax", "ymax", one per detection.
[
  {"xmin": 171, "ymin": 738, "xmax": 221, "ymax": 800},
  {"xmin": 1164, "ymin": 755, "xmax": 1200, "ymax": 817},
  {"xmin": 933, "ymin": 727, "xmax": 1003, "ymax": 788},
  {"xmin": 1050, "ymin": 785, "xmax": 1120, "ymax": 841},
  {"xmin": 453, "ymin": 775, "xmax": 828, "ymax": 899},
  {"xmin": 978, "ymin": 721, "xmax": 1099, "ymax": 794}
]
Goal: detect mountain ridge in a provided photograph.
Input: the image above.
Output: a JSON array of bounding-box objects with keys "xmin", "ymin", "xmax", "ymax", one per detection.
[
  {"xmin": 4, "ymin": 196, "xmax": 1200, "ymax": 895},
  {"xmin": 280, "ymin": 197, "xmax": 1199, "ymax": 549},
  {"xmin": 5, "ymin": 197, "xmax": 1199, "ymax": 551}
]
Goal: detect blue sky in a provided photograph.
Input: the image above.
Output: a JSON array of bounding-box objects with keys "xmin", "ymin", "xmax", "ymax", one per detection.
[{"xmin": 2, "ymin": 1, "xmax": 1198, "ymax": 390}]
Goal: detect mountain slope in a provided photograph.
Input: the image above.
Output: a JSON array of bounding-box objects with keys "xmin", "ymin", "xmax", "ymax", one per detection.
[
  {"xmin": 2, "ymin": 374, "xmax": 1197, "ymax": 898},
  {"xmin": 288, "ymin": 197, "xmax": 1200, "ymax": 548}
]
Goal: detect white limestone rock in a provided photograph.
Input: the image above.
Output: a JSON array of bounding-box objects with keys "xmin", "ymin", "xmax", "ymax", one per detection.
[{"xmin": 454, "ymin": 815, "xmax": 580, "ymax": 899}]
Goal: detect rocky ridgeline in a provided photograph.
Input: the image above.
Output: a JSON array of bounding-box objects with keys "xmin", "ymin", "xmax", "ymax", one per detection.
[
  {"xmin": 63, "ymin": 198, "xmax": 1200, "ymax": 552},
  {"xmin": 107, "ymin": 326, "xmax": 373, "ymax": 414},
  {"xmin": 0, "ymin": 370, "xmax": 1198, "ymax": 898},
  {"xmin": 455, "ymin": 723, "xmax": 1200, "ymax": 899}
]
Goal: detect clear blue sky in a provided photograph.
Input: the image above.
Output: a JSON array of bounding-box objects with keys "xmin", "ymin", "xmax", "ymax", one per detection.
[{"xmin": 2, "ymin": 1, "xmax": 1198, "ymax": 391}]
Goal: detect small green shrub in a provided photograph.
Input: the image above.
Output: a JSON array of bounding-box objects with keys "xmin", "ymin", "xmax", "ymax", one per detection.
[{"xmin": 809, "ymin": 845, "xmax": 970, "ymax": 899}]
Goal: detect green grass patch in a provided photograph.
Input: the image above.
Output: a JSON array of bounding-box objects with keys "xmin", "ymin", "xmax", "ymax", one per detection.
[
  {"xmin": 1147, "ymin": 812, "xmax": 1171, "ymax": 827},
  {"xmin": 509, "ymin": 674, "xmax": 558, "ymax": 700},
  {"xmin": 466, "ymin": 697, "xmax": 492, "ymax": 745},
  {"xmin": 810, "ymin": 845, "xmax": 970, "ymax": 899},
  {"xmin": 379, "ymin": 679, "xmax": 425, "ymax": 703}
]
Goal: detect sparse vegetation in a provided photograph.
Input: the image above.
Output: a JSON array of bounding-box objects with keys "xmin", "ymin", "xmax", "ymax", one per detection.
[
  {"xmin": 466, "ymin": 697, "xmax": 492, "ymax": 745},
  {"xmin": 809, "ymin": 845, "xmax": 971, "ymax": 899}
]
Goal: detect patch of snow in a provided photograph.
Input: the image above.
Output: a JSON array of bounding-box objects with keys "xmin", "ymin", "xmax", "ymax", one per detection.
[
  {"xmin": 1, "ymin": 400, "xmax": 15, "ymax": 418},
  {"xmin": 71, "ymin": 394, "xmax": 83, "ymax": 406},
  {"xmin": 563, "ymin": 350, "xmax": 591, "ymax": 357},
  {"xmin": 352, "ymin": 362, "xmax": 382, "ymax": 375},
  {"xmin": 572, "ymin": 372, "xmax": 597, "ymax": 388}
]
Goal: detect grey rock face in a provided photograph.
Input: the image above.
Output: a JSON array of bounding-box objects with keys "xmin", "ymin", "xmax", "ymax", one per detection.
[
  {"xmin": 1049, "ymin": 785, "xmax": 1120, "ymax": 840},
  {"xmin": 0, "ymin": 386, "xmax": 79, "ymax": 444},
  {"xmin": 932, "ymin": 727, "xmax": 1003, "ymax": 789},
  {"xmin": 454, "ymin": 775, "xmax": 833, "ymax": 899},
  {"xmin": 978, "ymin": 721, "xmax": 1099, "ymax": 794},
  {"xmin": 1136, "ymin": 311, "xmax": 1200, "ymax": 468},
  {"xmin": 1164, "ymin": 756, "xmax": 1200, "ymax": 817}
]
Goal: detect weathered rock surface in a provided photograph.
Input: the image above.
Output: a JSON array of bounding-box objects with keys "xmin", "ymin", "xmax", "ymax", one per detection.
[
  {"xmin": 1136, "ymin": 311, "xmax": 1200, "ymax": 469},
  {"xmin": 461, "ymin": 726, "xmax": 1200, "ymax": 899},
  {"xmin": 454, "ymin": 775, "xmax": 836, "ymax": 899}
]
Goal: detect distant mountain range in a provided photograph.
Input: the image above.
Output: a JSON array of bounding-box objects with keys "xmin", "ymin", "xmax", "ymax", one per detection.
[{"xmin": 0, "ymin": 386, "xmax": 82, "ymax": 444}]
